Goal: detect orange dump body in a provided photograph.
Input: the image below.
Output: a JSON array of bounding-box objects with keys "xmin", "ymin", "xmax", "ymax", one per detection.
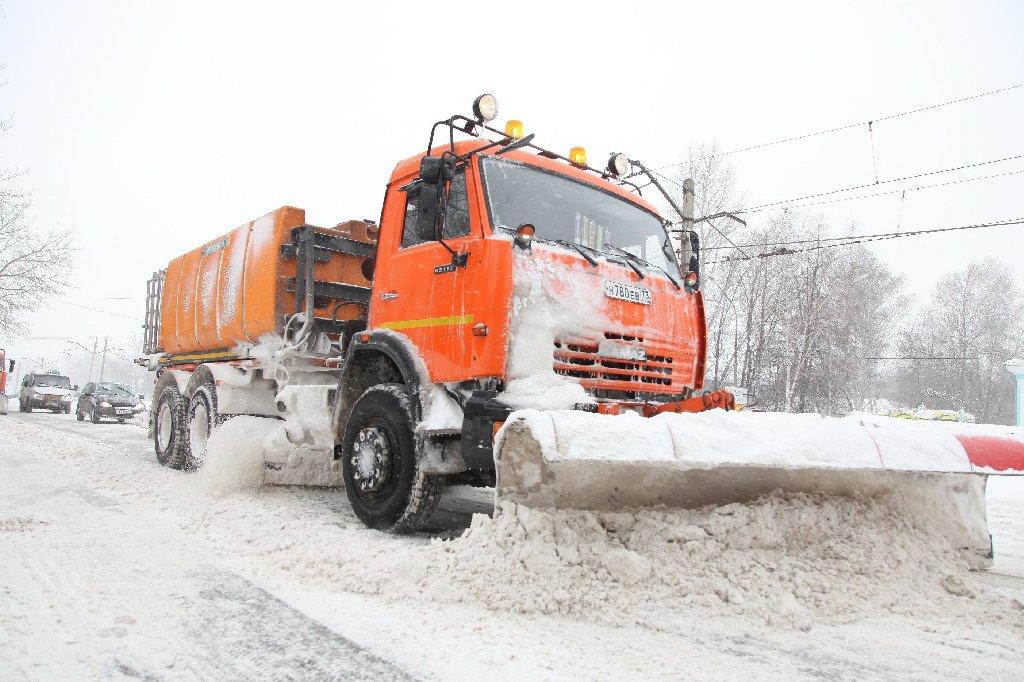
[{"xmin": 159, "ymin": 207, "xmax": 373, "ymax": 355}]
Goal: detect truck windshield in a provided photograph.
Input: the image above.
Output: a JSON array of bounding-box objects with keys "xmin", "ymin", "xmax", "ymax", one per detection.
[
  {"xmin": 481, "ymin": 157, "xmax": 676, "ymax": 272},
  {"xmin": 35, "ymin": 375, "xmax": 71, "ymax": 388}
]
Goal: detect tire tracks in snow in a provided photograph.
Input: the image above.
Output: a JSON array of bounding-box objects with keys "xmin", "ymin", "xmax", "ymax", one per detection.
[{"xmin": 0, "ymin": 426, "xmax": 412, "ymax": 681}]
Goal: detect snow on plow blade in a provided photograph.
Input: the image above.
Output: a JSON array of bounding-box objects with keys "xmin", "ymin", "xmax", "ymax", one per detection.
[{"xmin": 494, "ymin": 410, "xmax": 1024, "ymax": 563}]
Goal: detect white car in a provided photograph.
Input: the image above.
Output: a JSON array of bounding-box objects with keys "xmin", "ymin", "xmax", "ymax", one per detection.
[{"xmin": 19, "ymin": 371, "xmax": 76, "ymax": 414}]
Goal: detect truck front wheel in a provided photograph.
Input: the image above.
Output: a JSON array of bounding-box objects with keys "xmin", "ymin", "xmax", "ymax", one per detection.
[{"xmin": 340, "ymin": 384, "xmax": 444, "ymax": 533}]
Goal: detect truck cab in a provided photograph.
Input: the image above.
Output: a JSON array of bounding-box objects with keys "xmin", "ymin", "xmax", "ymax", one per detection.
[{"xmin": 368, "ymin": 141, "xmax": 705, "ymax": 397}]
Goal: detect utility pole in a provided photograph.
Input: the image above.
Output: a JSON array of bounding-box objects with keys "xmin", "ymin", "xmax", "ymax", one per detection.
[
  {"xmin": 88, "ymin": 337, "xmax": 98, "ymax": 383},
  {"xmin": 98, "ymin": 337, "xmax": 109, "ymax": 382},
  {"xmin": 679, "ymin": 178, "xmax": 695, "ymax": 267}
]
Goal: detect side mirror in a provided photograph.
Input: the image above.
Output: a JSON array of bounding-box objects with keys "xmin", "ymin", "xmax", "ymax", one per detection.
[
  {"xmin": 418, "ymin": 156, "xmax": 454, "ymax": 183},
  {"xmin": 74, "ymin": 385, "xmax": 79, "ymax": 391}
]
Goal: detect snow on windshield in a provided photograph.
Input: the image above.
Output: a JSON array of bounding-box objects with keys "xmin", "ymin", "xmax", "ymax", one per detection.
[
  {"xmin": 95, "ymin": 383, "xmax": 135, "ymax": 396},
  {"xmin": 481, "ymin": 157, "xmax": 673, "ymax": 271},
  {"xmin": 33, "ymin": 375, "xmax": 71, "ymax": 388}
]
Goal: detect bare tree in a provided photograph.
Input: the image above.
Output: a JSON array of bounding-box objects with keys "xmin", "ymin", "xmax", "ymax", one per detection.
[
  {"xmin": 894, "ymin": 258, "xmax": 1023, "ymax": 424},
  {"xmin": 0, "ymin": 123, "xmax": 75, "ymax": 333}
]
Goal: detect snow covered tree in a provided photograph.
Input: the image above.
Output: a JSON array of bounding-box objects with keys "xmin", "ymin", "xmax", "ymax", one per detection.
[
  {"xmin": 697, "ymin": 211, "xmax": 904, "ymax": 415},
  {"xmin": 894, "ymin": 258, "xmax": 1023, "ymax": 424}
]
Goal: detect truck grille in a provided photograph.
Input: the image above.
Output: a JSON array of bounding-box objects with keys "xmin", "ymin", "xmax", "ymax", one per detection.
[{"xmin": 553, "ymin": 333, "xmax": 677, "ymax": 394}]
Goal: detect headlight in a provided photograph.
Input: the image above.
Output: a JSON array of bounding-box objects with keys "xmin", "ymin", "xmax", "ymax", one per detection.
[
  {"xmin": 99, "ymin": 401, "xmax": 111, "ymax": 408},
  {"xmin": 61, "ymin": 395, "xmax": 72, "ymax": 402},
  {"xmin": 133, "ymin": 404, "xmax": 144, "ymax": 411}
]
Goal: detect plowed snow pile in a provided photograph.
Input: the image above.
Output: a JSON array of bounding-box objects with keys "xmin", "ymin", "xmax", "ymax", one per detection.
[
  {"xmin": 3, "ymin": 416, "xmax": 1020, "ymax": 641},
  {"xmin": 412, "ymin": 496, "xmax": 1022, "ymax": 631}
]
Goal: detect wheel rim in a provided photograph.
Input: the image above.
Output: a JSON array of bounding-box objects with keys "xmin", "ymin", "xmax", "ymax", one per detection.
[
  {"xmin": 157, "ymin": 402, "xmax": 173, "ymax": 451},
  {"xmin": 189, "ymin": 399, "xmax": 210, "ymax": 465},
  {"xmin": 350, "ymin": 424, "xmax": 396, "ymax": 498}
]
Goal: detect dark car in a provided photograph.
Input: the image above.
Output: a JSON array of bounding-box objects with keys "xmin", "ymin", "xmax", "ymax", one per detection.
[{"xmin": 76, "ymin": 382, "xmax": 145, "ymax": 423}]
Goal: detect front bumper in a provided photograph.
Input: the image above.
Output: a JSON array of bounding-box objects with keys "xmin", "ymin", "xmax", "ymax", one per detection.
[
  {"xmin": 29, "ymin": 396, "xmax": 72, "ymax": 409},
  {"xmin": 94, "ymin": 405, "xmax": 143, "ymax": 418}
]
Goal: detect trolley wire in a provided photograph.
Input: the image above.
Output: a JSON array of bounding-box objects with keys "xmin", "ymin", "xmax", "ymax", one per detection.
[
  {"xmin": 653, "ymin": 81, "xmax": 1024, "ymax": 169},
  {"xmin": 702, "ymin": 217, "xmax": 1024, "ymax": 264},
  {"xmin": 733, "ymin": 153, "xmax": 1023, "ymax": 214}
]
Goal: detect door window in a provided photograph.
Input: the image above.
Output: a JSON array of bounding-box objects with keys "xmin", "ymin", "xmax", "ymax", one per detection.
[{"xmin": 401, "ymin": 171, "xmax": 470, "ymax": 248}]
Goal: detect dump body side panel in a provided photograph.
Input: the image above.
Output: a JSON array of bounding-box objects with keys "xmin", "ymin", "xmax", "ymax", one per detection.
[{"xmin": 159, "ymin": 207, "xmax": 373, "ymax": 355}]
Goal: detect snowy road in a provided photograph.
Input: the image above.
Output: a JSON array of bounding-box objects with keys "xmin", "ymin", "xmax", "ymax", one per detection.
[
  {"xmin": 2, "ymin": 411, "xmax": 1023, "ymax": 680},
  {"xmin": 0, "ymin": 413, "xmax": 409, "ymax": 680}
]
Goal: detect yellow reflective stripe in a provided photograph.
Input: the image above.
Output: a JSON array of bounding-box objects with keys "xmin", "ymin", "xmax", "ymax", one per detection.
[
  {"xmin": 159, "ymin": 350, "xmax": 237, "ymax": 364},
  {"xmin": 378, "ymin": 314, "xmax": 474, "ymax": 331}
]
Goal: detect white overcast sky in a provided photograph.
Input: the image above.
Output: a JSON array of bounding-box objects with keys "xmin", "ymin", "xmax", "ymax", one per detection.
[{"xmin": 1, "ymin": 0, "xmax": 1022, "ymax": 380}]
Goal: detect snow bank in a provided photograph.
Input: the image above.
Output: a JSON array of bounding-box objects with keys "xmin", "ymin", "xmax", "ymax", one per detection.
[{"xmin": 411, "ymin": 493, "xmax": 1024, "ymax": 632}]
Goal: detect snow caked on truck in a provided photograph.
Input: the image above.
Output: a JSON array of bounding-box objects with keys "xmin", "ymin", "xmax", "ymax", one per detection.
[{"xmin": 138, "ymin": 95, "xmax": 1024, "ymax": 553}]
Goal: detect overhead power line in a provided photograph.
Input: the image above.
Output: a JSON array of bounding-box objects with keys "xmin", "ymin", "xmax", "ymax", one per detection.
[
  {"xmin": 703, "ymin": 217, "xmax": 1024, "ymax": 264},
  {"xmin": 654, "ymin": 81, "xmax": 1024, "ymax": 169},
  {"xmin": 734, "ymin": 153, "xmax": 1023, "ymax": 214},
  {"xmin": 864, "ymin": 356, "xmax": 979, "ymax": 361},
  {"xmin": 729, "ymin": 167, "xmax": 1024, "ymax": 217}
]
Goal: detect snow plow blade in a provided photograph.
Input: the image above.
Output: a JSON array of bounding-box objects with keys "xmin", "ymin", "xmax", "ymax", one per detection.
[{"xmin": 494, "ymin": 410, "xmax": 1024, "ymax": 564}]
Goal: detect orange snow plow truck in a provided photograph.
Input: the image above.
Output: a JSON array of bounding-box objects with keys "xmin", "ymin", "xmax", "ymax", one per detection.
[{"xmin": 139, "ymin": 95, "xmax": 1023, "ymax": 553}]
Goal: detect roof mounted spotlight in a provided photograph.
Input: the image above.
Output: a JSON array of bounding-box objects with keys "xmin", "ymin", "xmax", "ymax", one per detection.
[
  {"xmin": 472, "ymin": 94, "xmax": 499, "ymax": 122},
  {"xmin": 607, "ymin": 153, "xmax": 631, "ymax": 178}
]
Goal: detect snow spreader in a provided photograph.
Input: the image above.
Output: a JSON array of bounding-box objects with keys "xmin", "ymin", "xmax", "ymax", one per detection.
[{"xmin": 137, "ymin": 95, "xmax": 1024, "ymax": 548}]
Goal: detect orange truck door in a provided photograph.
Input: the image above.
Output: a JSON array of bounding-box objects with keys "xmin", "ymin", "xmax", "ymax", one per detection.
[{"xmin": 371, "ymin": 169, "xmax": 490, "ymax": 383}]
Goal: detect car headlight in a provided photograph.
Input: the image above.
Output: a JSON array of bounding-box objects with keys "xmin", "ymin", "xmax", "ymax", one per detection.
[
  {"xmin": 99, "ymin": 401, "xmax": 111, "ymax": 408},
  {"xmin": 61, "ymin": 395, "xmax": 72, "ymax": 402},
  {"xmin": 133, "ymin": 404, "xmax": 144, "ymax": 411}
]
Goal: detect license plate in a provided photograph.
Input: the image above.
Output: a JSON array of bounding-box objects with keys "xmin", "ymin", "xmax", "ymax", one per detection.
[
  {"xmin": 115, "ymin": 408, "xmax": 132, "ymax": 415},
  {"xmin": 603, "ymin": 279, "xmax": 652, "ymax": 305},
  {"xmin": 598, "ymin": 339, "xmax": 647, "ymax": 361}
]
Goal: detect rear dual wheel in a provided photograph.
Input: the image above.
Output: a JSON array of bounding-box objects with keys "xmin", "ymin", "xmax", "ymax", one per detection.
[
  {"xmin": 184, "ymin": 370, "xmax": 222, "ymax": 471},
  {"xmin": 153, "ymin": 373, "xmax": 187, "ymax": 469}
]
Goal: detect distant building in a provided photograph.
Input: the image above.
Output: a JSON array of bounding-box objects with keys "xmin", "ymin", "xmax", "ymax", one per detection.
[{"xmin": 1007, "ymin": 359, "xmax": 1024, "ymax": 426}]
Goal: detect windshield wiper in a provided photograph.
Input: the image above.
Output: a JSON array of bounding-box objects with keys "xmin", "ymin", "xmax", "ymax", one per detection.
[
  {"xmin": 604, "ymin": 244, "xmax": 681, "ymax": 289},
  {"xmin": 553, "ymin": 239, "xmax": 599, "ymax": 267},
  {"xmin": 601, "ymin": 244, "xmax": 646, "ymax": 280}
]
